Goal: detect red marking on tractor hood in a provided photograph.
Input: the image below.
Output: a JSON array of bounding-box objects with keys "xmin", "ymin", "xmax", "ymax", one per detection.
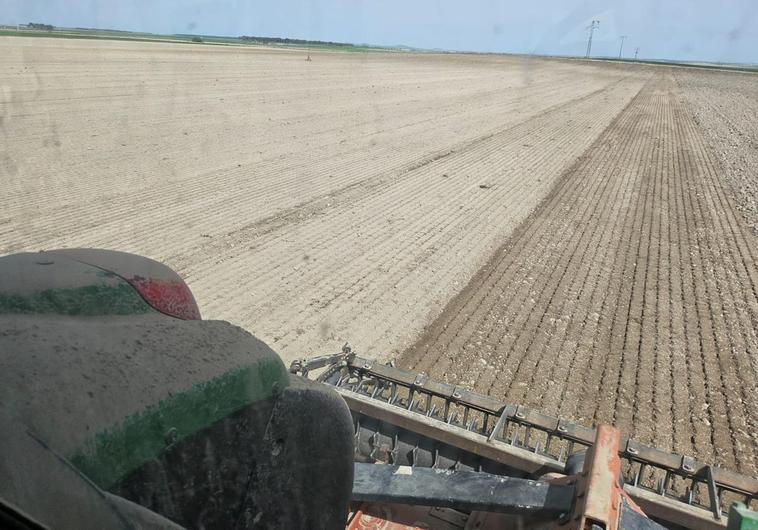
[{"xmin": 127, "ymin": 276, "xmax": 201, "ymax": 320}]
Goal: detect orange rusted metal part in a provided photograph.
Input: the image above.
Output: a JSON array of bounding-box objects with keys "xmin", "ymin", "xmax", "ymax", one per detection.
[
  {"xmin": 569, "ymin": 424, "xmax": 625, "ymax": 530},
  {"xmin": 347, "ymin": 505, "xmax": 420, "ymax": 530},
  {"xmin": 346, "ymin": 503, "xmax": 470, "ymax": 530},
  {"xmin": 345, "ymin": 504, "xmax": 519, "ymax": 530}
]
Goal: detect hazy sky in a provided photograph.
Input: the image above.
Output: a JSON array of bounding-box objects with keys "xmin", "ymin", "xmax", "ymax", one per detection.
[{"xmin": 5, "ymin": 1, "xmax": 758, "ymax": 63}]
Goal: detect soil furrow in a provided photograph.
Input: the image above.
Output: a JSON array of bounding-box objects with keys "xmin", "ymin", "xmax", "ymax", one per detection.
[{"xmin": 398, "ymin": 76, "xmax": 758, "ymax": 476}]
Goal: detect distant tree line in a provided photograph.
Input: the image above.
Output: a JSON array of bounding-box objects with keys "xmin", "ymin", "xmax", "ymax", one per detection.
[
  {"xmin": 239, "ymin": 35, "xmax": 353, "ymax": 47},
  {"xmin": 27, "ymin": 23, "xmax": 54, "ymax": 31}
]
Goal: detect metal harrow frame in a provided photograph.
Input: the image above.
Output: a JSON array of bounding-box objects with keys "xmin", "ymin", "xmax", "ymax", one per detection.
[{"xmin": 292, "ymin": 347, "xmax": 757, "ymax": 530}]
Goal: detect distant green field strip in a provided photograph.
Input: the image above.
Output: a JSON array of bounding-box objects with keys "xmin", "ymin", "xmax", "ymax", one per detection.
[
  {"xmin": 0, "ymin": 30, "xmax": 224, "ymax": 45},
  {"xmin": 0, "ymin": 30, "xmax": 392, "ymax": 53}
]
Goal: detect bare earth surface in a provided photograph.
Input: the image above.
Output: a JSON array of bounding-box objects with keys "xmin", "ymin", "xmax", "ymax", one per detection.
[
  {"xmin": 2, "ymin": 38, "xmax": 756, "ymax": 475},
  {"xmin": 400, "ymin": 76, "xmax": 758, "ymax": 476},
  {"xmin": 676, "ymin": 70, "xmax": 758, "ymax": 234}
]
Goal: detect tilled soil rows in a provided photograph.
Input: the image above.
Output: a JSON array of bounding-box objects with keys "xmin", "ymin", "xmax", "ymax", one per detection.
[
  {"xmin": 676, "ymin": 69, "xmax": 758, "ymax": 235},
  {"xmin": 2, "ymin": 37, "xmax": 645, "ymax": 358},
  {"xmin": 3, "ymin": 37, "xmax": 756, "ymax": 475},
  {"xmin": 399, "ymin": 76, "xmax": 758, "ymax": 477}
]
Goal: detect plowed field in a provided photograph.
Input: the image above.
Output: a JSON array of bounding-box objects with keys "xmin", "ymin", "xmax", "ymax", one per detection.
[
  {"xmin": 400, "ymin": 76, "xmax": 758, "ymax": 476},
  {"xmin": 2, "ymin": 37, "xmax": 756, "ymax": 475}
]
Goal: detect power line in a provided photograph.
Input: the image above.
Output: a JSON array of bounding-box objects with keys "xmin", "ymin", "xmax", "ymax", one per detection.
[
  {"xmin": 585, "ymin": 20, "xmax": 600, "ymax": 58},
  {"xmin": 618, "ymin": 35, "xmax": 628, "ymax": 59}
]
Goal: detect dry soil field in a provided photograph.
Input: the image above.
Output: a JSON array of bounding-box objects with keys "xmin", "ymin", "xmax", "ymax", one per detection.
[{"xmin": 1, "ymin": 37, "xmax": 756, "ymax": 476}]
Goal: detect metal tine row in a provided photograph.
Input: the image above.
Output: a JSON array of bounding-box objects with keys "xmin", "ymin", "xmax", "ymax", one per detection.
[
  {"xmin": 628, "ymin": 460, "xmax": 746, "ymax": 517},
  {"xmin": 342, "ymin": 366, "xmax": 758, "ymax": 519},
  {"xmin": 347, "ymin": 368, "xmax": 581, "ymax": 462},
  {"xmin": 335, "ymin": 364, "xmax": 756, "ymax": 514}
]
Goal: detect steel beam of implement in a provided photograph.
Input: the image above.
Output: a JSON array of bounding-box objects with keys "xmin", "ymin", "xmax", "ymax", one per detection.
[{"xmin": 352, "ymin": 463, "xmax": 574, "ymax": 516}]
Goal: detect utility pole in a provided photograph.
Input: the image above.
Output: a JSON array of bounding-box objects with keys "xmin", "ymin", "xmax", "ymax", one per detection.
[
  {"xmin": 634, "ymin": 47, "xmax": 639, "ymax": 60},
  {"xmin": 618, "ymin": 35, "xmax": 628, "ymax": 59},
  {"xmin": 585, "ymin": 20, "xmax": 600, "ymax": 58}
]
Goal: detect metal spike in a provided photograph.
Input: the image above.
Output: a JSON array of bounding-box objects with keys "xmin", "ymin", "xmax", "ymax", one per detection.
[
  {"xmin": 634, "ymin": 464, "xmax": 645, "ymax": 487},
  {"xmin": 705, "ymin": 466, "xmax": 721, "ymax": 519},
  {"xmin": 354, "ymin": 419, "xmax": 362, "ymax": 452},
  {"xmin": 389, "ymin": 386, "xmax": 398, "ymax": 404},
  {"xmin": 390, "ymin": 434, "xmax": 399, "ymax": 464},
  {"xmin": 659, "ymin": 471, "xmax": 671, "ymax": 495},
  {"xmin": 487, "ymin": 408, "xmax": 509, "ymax": 443},
  {"xmin": 369, "ymin": 431, "xmax": 380, "ymax": 460}
]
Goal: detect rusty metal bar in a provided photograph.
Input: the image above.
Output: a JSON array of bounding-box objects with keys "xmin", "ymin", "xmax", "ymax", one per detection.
[{"xmin": 569, "ymin": 425, "xmax": 625, "ymax": 530}]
